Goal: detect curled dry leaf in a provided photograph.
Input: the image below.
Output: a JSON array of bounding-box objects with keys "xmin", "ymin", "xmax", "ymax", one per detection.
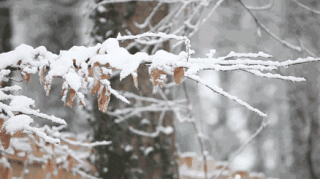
[
  {"xmin": 149, "ymin": 68, "xmax": 166, "ymax": 88},
  {"xmin": 0, "ymin": 119, "xmax": 11, "ymax": 149},
  {"xmin": 39, "ymin": 66, "xmax": 46, "ymax": 85},
  {"xmin": 88, "ymin": 67, "xmax": 93, "ymax": 77},
  {"xmin": 67, "ymin": 89, "xmax": 76, "ymax": 108},
  {"xmin": 98, "ymin": 86, "xmax": 110, "ymax": 113},
  {"xmin": 174, "ymin": 67, "xmax": 184, "ymax": 84},
  {"xmin": 72, "ymin": 59, "xmax": 79, "ymax": 69},
  {"xmin": 0, "ymin": 118, "xmax": 4, "ymax": 128},
  {"xmin": 20, "ymin": 70, "xmax": 31, "ymax": 83},
  {"xmin": 91, "ymin": 80, "xmax": 101, "ymax": 95}
]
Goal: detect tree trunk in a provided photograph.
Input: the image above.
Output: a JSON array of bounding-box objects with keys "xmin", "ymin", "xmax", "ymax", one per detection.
[
  {"xmin": 90, "ymin": 2, "xmax": 177, "ymax": 179},
  {"xmin": 0, "ymin": 1, "xmax": 11, "ymax": 53},
  {"xmin": 284, "ymin": 1, "xmax": 320, "ymax": 178}
]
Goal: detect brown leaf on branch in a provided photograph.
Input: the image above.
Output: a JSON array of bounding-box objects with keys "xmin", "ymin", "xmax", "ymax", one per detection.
[
  {"xmin": 0, "ymin": 130, "xmax": 12, "ymax": 149},
  {"xmin": 30, "ymin": 137, "xmax": 44, "ymax": 158},
  {"xmin": 149, "ymin": 68, "xmax": 166, "ymax": 88},
  {"xmin": 100, "ymin": 68, "xmax": 110, "ymax": 80},
  {"xmin": 91, "ymin": 80, "xmax": 101, "ymax": 95},
  {"xmin": 67, "ymin": 89, "xmax": 76, "ymax": 108},
  {"xmin": 174, "ymin": 67, "xmax": 184, "ymax": 84},
  {"xmin": 20, "ymin": 70, "xmax": 31, "ymax": 83},
  {"xmin": 73, "ymin": 59, "xmax": 79, "ymax": 69},
  {"xmin": 98, "ymin": 86, "xmax": 110, "ymax": 113},
  {"xmin": 79, "ymin": 100, "xmax": 84, "ymax": 106},
  {"xmin": 0, "ymin": 118, "xmax": 4, "ymax": 129},
  {"xmin": 39, "ymin": 66, "xmax": 46, "ymax": 85},
  {"xmin": 45, "ymin": 82, "xmax": 51, "ymax": 96},
  {"xmin": 62, "ymin": 88, "xmax": 67, "ymax": 106},
  {"xmin": 46, "ymin": 159, "xmax": 54, "ymax": 173},
  {"xmin": 0, "ymin": 166, "xmax": 11, "ymax": 179},
  {"xmin": 67, "ymin": 156, "xmax": 73, "ymax": 171},
  {"xmin": 184, "ymin": 157, "xmax": 192, "ymax": 168},
  {"xmin": 88, "ymin": 67, "xmax": 93, "ymax": 77}
]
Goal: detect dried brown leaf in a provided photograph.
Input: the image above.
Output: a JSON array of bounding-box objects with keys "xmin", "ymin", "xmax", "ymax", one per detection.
[
  {"xmin": 0, "ymin": 118, "xmax": 4, "ymax": 129},
  {"xmin": 67, "ymin": 156, "xmax": 73, "ymax": 171},
  {"xmin": 20, "ymin": 70, "xmax": 31, "ymax": 83},
  {"xmin": 91, "ymin": 80, "xmax": 101, "ymax": 95},
  {"xmin": 100, "ymin": 68, "xmax": 110, "ymax": 80},
  {"xmin": 1, "ymin": 167, "xmax": 10, "ymax": 179},
  {"xmin": 0, "ymin": 130, "xmax": 11, "ymax": 149},
  {"xmin": 88, "ymin": 67, "xmax": 93, "ymax": 76},
  {"xmin": 73, "ymin": 59, "xmax": 79, "ymax": 69},
  {"xmin": 40, "ymin": 66, "xmax": 46, "ymax": 85},
  {"xmin": 149, "ymin": 69, "xmax": 166, "ymax": 88},
  {"xmin": 67, "ymin": 89, "xmax": 76, "ymax": 108},
  {"xmin": 174, "ymin": 67, "xmax": 184, "ymax": 84},
  {"xmin": 98, "ymin": 87, "xmax": 110, "ymax": 113},
  {"xmin": 45, "ymin": 82, "xmax": 51, "ymax": 96},
  {"xmin": 46, "ymin": 159, "xmax": 54, "ymax": 173},
  {"xmin": 184, "ymin": 157, "xmax": 192, "ymax": 168}
]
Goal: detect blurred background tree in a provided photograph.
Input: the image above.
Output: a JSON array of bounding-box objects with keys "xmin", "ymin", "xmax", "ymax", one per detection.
[{"xmin": 4, "ymin": 0, "xmax": 320, "ymax": 179}]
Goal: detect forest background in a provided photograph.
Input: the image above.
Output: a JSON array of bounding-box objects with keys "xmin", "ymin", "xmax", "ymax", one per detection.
[{"xmin": 1, "ymin": 0, "xmax": 320, "ymax": 179}]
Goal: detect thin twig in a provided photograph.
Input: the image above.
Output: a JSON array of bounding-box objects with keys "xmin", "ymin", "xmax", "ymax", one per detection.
[
  {"xmin": 292, "ymin": 0, "xmax": 320, "ymax": 15},
  {"xmin": 237, "ymin": 0, "xmax": 302, "ymax": 52},
  {"xmin": 245, "ymin": 0, "xmax": 273, "ymax": 11},
  {"xmin": 182, "ymin": 82, "xmax": 208, "ymax": 179},
  {"xmin": 214, "ymin": 117, "xmax": 268, "ymax": 179},
  {"xmin": 185, "ymin": 75, "xmax": 267, "ymax": 117}
]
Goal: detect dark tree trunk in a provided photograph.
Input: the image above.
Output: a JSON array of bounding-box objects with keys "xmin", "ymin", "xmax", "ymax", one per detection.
[
  {"xmin": 0, "ymin": 1, "xmax": 11, "ymax": 53},
  {"xmin": 90, "ymin": 2, "xmax": 177, "ymax": 179},
  {"xmin": 284, "ymin": 1, "xmax": 320, "ymax": 178}
]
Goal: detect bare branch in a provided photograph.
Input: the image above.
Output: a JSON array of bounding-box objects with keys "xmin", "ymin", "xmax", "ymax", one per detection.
[
  {"xmin": 214, "ymin": 118, "xmax": 268, "ymax": 179},
  {"xmin": 185, "ymin": 74, "xmax": 267, "ymax": 117},
  {"xmin": 245, "ymin": 0, "xmax": 273, "ymax": 11},
  {"xmin": 237, "ymin": 0, "xmax": 302, "ymax": 52},
  {"xmin": 293, "ymin": 0, "xmax": 320, "ymax": 15}
]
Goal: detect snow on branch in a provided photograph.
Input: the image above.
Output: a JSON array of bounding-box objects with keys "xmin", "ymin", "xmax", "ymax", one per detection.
[
  {"xmin": 292, "ymin": 0, "xmax": 320, "ymax": 15},
  {"xmin": 244, "ymin": 0, "xmax": 273, "ymax": 11},
  {"xmin": 185, "ymin": 74, "xmax": 267, "ymax": 117},
  {"xmin": 0, "ymin": 32, "xmax": 318, "ymax": 123},
  {"xmin": 0, "ymin": 29, "xmax": 319, "ymax": 178}
]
